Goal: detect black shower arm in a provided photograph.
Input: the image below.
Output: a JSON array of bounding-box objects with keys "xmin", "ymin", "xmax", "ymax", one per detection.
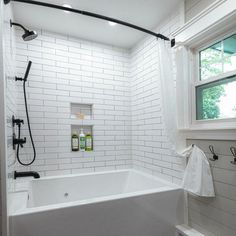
[
  {"xmin": 4, "ymin": 0, "xmax": 175, "ymax": 47},
  {"xmin": 10, "ymin": 20, "xmax": 28, "ymax": 32}
]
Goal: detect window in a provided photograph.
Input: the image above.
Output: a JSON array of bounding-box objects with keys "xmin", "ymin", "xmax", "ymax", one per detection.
[{"xmin": 195, "ymin": 33, "xmax": 236, "ymax": 121}]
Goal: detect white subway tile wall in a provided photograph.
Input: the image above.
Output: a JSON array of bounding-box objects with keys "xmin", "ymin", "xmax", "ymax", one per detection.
[
  {"xmin": 187, "ymin": 139, "xmax": 236, "ymax": 236},
  {"xmin": 14, "ymin": 29, "xmax": 132, "ymax": 177},
  {"xmin": 130, "ymin": 12, "xmax": 184, "ymax": 184},
  {"xmin": 12, "ymin": 6, "xmax": 185, "ymax": 185},
  {"xmin": 4, "ymin": 3, "xmax": 236, "ymax": 236}
]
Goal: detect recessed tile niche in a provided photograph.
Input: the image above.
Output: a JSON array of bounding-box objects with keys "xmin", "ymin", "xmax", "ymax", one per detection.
[
  {"xmin": 70, "ymin": 103, "xmax": 93, "ymax": 120},
  {"xmin": 71, "ymin": 125, "xmax": 93, "ymax": 152},
  {"xmin": 70, "ymin": 103, "xmax": 94, "ymax": 152}
]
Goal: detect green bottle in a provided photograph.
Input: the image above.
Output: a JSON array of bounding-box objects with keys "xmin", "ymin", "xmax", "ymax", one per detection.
[
  {"xmin": 85, "ymin": 133, "xmax": 93, "ymax": 151},
  {"xmin": 71, "ymin": 131, "xmax": 79, "ymax": 151},
  {"xmin": 79, "ymin": 129, "xmax": 86, "ymax": 152}
]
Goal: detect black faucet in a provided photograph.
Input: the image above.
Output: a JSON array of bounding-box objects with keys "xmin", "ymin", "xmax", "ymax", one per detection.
[{"xmin": 14, "ymin": 171, "xmax": 40, "ymax": 179}]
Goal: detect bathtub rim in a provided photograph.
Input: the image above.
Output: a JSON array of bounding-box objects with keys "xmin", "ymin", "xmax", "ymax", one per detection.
[
  {"xmin": 25, "ymin": 169, "xmax": 179, "ymax": 185},
  {"xmin": 9, "ymin": 169, "xmax": 182, "ymax": 216}
]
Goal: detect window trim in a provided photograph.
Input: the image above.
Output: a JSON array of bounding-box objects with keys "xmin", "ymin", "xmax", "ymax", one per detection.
[
  {"xmin": 173, "ymin": 0, "xmax": 236, "ymax": 139},
  {"xmin": 190, "ymin": 29, "xmax": 236, "ymax": 127}
]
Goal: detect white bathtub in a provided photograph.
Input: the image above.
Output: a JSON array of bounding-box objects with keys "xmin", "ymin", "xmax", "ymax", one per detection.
[{"xmin": 9, "ymin": 169, "xmax": 184, "ymax": 236}]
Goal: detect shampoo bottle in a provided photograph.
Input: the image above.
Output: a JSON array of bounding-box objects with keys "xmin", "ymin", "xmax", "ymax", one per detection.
[
  {"xmin": 79, "ymin": 128, "xmax": 86, "ymax": 151},
  {"xmin": 85, "ymin": 133, "xmax": 93, "ymax": 151},
  {"xmin": 71, "ymin": 131, "xmax": 79, "ymax": 151}
]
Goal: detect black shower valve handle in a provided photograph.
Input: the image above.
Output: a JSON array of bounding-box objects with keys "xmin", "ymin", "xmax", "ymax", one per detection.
[
  {"xmin": 13, "ymin": 137, "xmax": 26, "ymax": 147},
  {"xmin": 14, "ymin": 119, "xmax": 24, "ymax": 126},
  {"xmin": 20, "ymin": 137, "xmax": 26, "ymax": 148},
  {"xmin": 12, "ymin": 115, "xmax": 24, "ymax": 127},
  {"xmin": 15, "ymin": 76, "xmax": 25, "ymax": 82}
]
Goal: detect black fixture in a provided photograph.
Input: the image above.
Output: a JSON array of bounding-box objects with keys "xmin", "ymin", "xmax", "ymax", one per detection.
[
  {"xmin": 14, "ymin": 171, "xmax": 40, "ymax": 179},
  {"xmin": 209, "ymin": 145, "xmax": 218, "ymax": 161},
  {"xmin": 5, "ymin": 0, "xmax": 175, "ymax": 47},
  {"xmin": 14, "ymin": 61, "xmax": 36, "ymax": 166},
  {"xmin": 13, "ymin": 135, "xmax": 26, "ymax": 149},
  {"xmin": 230, "ymin": 146, "xmax": 236, "ymax": 165},
  {"xmin": 12, "ymin": 115, "xmax": 26, "ymax": 150},
  {"xmin": 12, "ymin": 115, "xmax": 24, "ymax": 127},
  {"xmin": 10, "ymin": 20, "xmax": 38, "ymax": 41},
  {"xmin": 15, "ymin": 60, "xmax": 32, "ymax": 82}
]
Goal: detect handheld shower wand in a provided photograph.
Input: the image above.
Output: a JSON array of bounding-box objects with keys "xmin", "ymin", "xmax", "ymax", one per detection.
[
  {"xmin": 15, "ymin": 61, "xmax": 36, "ymax": 166},
  {"xmin": 16, "ymin": 60, "xmax": 32, "ymax": 82},
  {"xmin": 24, "ymin": 60, "xmax": 32, "ymax": 80}
]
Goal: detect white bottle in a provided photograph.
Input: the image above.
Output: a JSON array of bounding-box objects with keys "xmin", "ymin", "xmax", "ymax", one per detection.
[{"xmin": 79, "ymin": 128, "xmax": 86, "ymax": 152}]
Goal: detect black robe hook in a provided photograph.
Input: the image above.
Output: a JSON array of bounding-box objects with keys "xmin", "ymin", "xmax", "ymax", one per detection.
[
  {"xmin": 230, "ymin": 146, "xmax": 236, "ymax": 165},
  {"xmin": 209, "ymin": 145, "xmax": 218, "ymax": 161}
]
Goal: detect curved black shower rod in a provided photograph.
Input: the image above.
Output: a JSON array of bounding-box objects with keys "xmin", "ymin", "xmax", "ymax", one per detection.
[{"xmin": 4, "ymin": 0, "xmax": 175, "ymax": 47}]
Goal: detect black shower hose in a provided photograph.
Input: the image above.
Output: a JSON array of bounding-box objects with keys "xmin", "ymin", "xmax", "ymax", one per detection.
[{"xmin": 16, "ymin": 79, "xmax": 36, "ymax": 166}]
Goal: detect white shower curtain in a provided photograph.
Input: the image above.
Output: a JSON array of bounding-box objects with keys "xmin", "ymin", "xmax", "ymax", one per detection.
[
  {"xmin": 157, "ymin": 40, "xmax": 185, "ymax": 155},
  {"xmin": 158, "ymin": 42, "xmax": 216, "ymax": 197}
]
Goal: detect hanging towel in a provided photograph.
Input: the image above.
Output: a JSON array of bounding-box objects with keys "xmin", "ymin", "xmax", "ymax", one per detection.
[{"xmin": 181, "ymin": 145, "xmax": 215, "ymax": 197}]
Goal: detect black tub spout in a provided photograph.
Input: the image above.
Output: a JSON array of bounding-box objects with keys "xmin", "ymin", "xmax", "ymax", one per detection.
[{"xmin": 14, "ymin": 171, "xmax": 40, "ymax": 179}]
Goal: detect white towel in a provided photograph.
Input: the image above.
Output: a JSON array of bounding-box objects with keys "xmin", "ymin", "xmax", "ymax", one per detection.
[{"xmin": 181, "ymin": 145, "xmax": 215, "ymax": 197}]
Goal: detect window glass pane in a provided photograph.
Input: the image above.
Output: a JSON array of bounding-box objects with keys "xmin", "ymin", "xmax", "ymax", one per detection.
[
  {"xmin": 196, "ymin": 76, "xmax": 236, "ymax": 120},
  {"xmin": 200, "ymin": 42, "xmax": 223, "ymax": 80},
  {"xmin": 223, "ymin": 34, "xmax": 236, "ymax": 73},
  {"xmin": 199, "ymin": 33, "xmax": 236, "ymax": 80}
]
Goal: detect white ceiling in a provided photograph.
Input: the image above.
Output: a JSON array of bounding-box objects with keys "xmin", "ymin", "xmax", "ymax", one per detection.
[{"xmin": 12, "ymin": 0, "xmax": 183, "ymax": 48}]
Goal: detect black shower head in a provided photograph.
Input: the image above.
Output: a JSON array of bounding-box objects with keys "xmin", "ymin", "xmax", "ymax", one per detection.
[
  {"xmin": 22, "ymin": 30, "xmax": 38, "ymax": 41},
  {"xmin": 10, "ymin": 20, "xmax": 38, "ymax": 41}
]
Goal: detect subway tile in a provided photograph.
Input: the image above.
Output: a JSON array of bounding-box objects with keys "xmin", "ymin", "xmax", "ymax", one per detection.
[{"xmin": 13, "ymin": 22, "xmax": 234, "ymax": 236}]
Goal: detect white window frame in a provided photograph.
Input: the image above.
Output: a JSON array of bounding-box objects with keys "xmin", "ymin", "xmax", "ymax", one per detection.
[
  {"xmin": 173, "ymin": 0, "xmax": 236, "ymax": 139},
  {"xmin": 189, "ymin": 29, "xmax": 236, "ymax": 130}
]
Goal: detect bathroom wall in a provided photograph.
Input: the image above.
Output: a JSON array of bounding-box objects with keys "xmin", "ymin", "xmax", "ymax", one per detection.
[
  {"xmin": 130, "ymin": 10, "xmax": 185, "ymax": 184},
  {"xmin": 13, "ymin": 0, "xmax": 186, "ymax": 186},
  {"xmin": 14, "ymin": 29, "xmax": 131, "ymax": 177},
  {"xmin": 0, "ymin": 3, "xmax": 4, "ymax": 232},
  {"xmin": 187, "ymin": 139, "xmax": 236, "ymax": 236},
  {"xmin": 3, "ymin": 7, "xmax": 17, "ymax": 193},
  {"xmin": 8, "ymin": 2, "xmax": 236, "ymax": 236},
  {"xmin": 0, "ymin": 3, "xmax": 4, "ymax": 234},
  {"xmin": 6, "ymin": 2, "xmax": 236, "ymax": 236},
  {"xmin": 185, "ymin": 0, "xmax": 217, "ymax": 22},
  {"xmin": 0, "ymin": 1, "xmax": 17, "ymax": 235},
  {"xmin": 184, "ymin": 1, "xmax": 236, "ymax": 235}
]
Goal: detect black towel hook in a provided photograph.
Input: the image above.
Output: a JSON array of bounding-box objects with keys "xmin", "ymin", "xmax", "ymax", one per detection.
[
  {"xmin": 209, "ymin": 145, "xmax": 218, "ymax": 161},
  {"xmin": 230, "ymin": 146, "xmax": 236, "ymax": 165}
]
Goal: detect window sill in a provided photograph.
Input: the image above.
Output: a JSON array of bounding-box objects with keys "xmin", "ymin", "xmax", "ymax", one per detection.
[{"xmin": 179, "ymin": 127, "xmax": 236, "ymax": 140}]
